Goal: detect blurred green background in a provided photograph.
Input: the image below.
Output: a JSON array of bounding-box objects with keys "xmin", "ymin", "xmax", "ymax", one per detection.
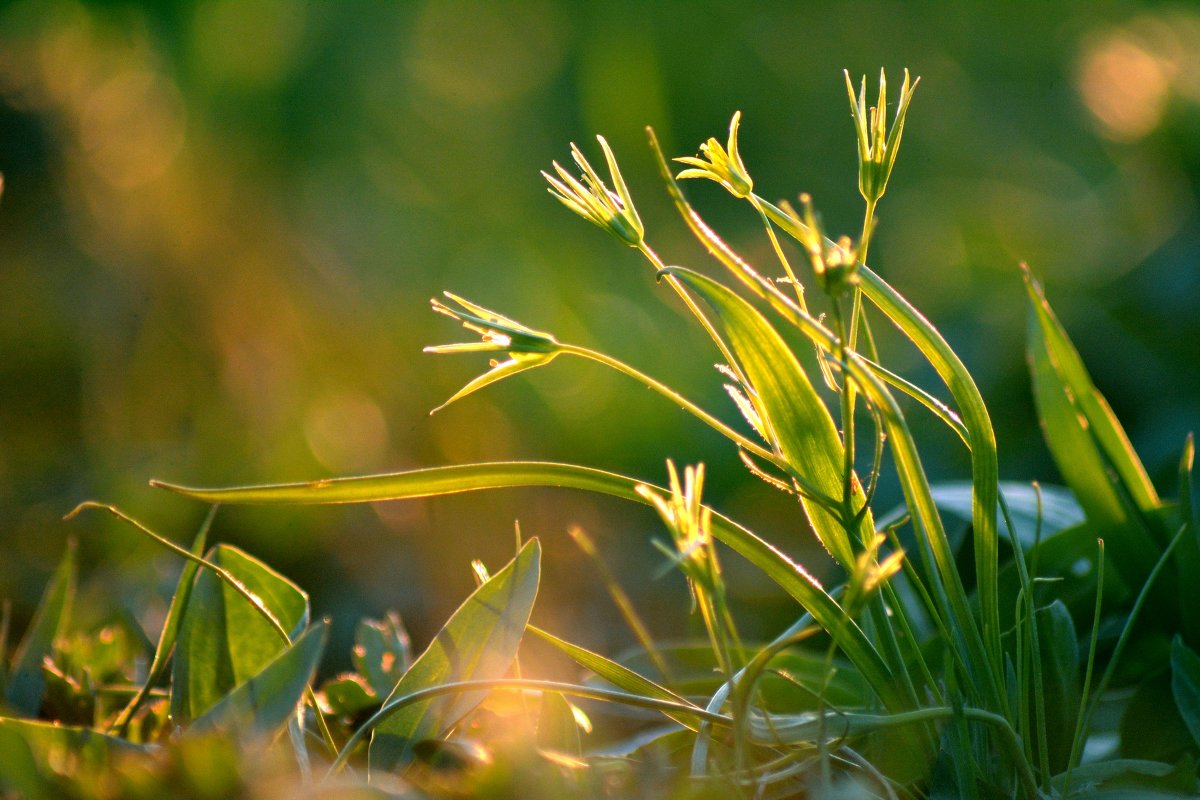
[{"xmin": 1, "ymin": 0, "xmax": 1197, "ymax": 672}]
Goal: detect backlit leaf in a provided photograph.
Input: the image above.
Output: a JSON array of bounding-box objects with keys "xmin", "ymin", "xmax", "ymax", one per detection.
[
  {"xmin": 368, "ymin": 539, "xmax": 540, "ymax": 772},
  {"xmin": 171, "ymin": 544, "xmax": 309, "ymax": 723}
]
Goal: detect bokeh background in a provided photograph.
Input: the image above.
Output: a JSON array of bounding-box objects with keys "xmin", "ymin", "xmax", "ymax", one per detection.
[{"xmin": 1, "ymin": 0, "xmax": 1197, "ymax": 672}]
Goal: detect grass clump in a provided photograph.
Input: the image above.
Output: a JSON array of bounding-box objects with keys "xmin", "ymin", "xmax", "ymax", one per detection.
[{"xmin": 2, "ymin": 69, "xmax": 1199, "ymax": 799}]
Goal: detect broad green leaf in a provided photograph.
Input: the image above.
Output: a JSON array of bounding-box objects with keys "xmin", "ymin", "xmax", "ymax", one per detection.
[
  {"xmin": 1035, "ymin": 600, "xmax": 1079, "ymax": 772},
  {"xmin": 1171, "ymin": 635, "xmax": 1200, "ymax": 748},
  {"xmin": 152, "ymin": 461, "xmax": 897, "ymax": 712},
  {"xmin": 529, "ymin": 625, "xmax": 698, "ymax": 731},
  {"xmin": 1025, "ymin": 271, "xmax": 1160, "ymax": 572},
  {"xmin": 6, "ymin": 543, "xmax": 75, "ymax": 716},
  {"xmin": 658, "ymin": 267, "xmax": 858, "ymax": 567},
  {"xmin": 354, "ymin": 613, "xmax": 410, "ymax": 698},
  {"xmin": 537, "ymin": 691, "xmax": 582, "ymax": 756},
  {"xmin": 171, "ymin": 544, "xmax": 308, "ymax": 723},
  {"xmin": 369, "ymin": 539, "xmax": 540, "ymax": 772},
  {"xmin": 112, "ymin": 507, "xmax": 214, "ymax": 733},
  {"xmin": 191, "ymin": 619, "xmax": 328, "ymax": 740},
  {"xmin": 0, "ymin": 717, "xmax": 147, "ymax": 774}
]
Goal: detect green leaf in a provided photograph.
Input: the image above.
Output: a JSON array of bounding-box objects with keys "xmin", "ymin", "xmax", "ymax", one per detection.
[
  {"xmin": 1035, "ymin": 600, "xmax": 1080, "ymax": 772},
  {"xmin": 1024, "ymin": 270, "xmax": 1159, "ymax": 551},
  {"xmin": 369, "ymin": 539, "xmax": 541, "ymax": 772},
  {"xmin": 537, "ymin": 691, "xmax": 582, "ymax": 756},
  {"xmin": 529, "ymin": 626, "xmax": 698, "ymax": 731},
  {"xmin": 190, "ymin": 619, "xmax": 328, "ymax": 740},
  {"xmin": 320, "ymin": 674, "xmax": 377, "ymax": 716},
  {"xmin": 660, "ymin": 268, "xmax": 858, "ymax": 567},
  {"xmin": 171, "ymin": 544, "xmax": 309, "ymax": 723},
  {"xmin": 6, "ymin": 543, "xmax": 75, "ymax": 716},
  {"xmin": 152, "ymin": 461, "xmax": 895, "ymax": 711},
  {"xmin": 0, "ymin": 717, "xmax": 147, "ymax": 774},
  {"xmin": 0, "ymin": 722, "xmax": 49, "ymax": 800},
  {"xmin": 1171, "ymin": 635, "xmax": 1200, "ymax": 749},
  {"xmin": 354, "ymin": 613, "xmax": 410, "ymax": 698}
]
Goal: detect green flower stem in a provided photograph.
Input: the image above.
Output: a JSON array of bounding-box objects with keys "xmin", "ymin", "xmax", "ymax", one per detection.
[
  {"xmin": 1076, "ymin": 525, "xmax": 1189, "ymax": 768},
  {"xmin": 64, "ymin": 502, "xmax": 340, "ymax": 761},
  {"xmin": 1063, "ymin": 539, "xmax": 1105, "ymax": 797},
  {"xmin": 326, "ymin": 677, "xmax": 732, "ymax": 776},
  {"xmin": 557, "ymin": 343, "xmax": 779, "ymax": 466}
]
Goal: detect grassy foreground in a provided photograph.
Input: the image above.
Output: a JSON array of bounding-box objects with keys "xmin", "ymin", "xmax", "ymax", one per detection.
[{"xmin": 2, "ymin": 70, "xmax": 1198, "ymax": 799}]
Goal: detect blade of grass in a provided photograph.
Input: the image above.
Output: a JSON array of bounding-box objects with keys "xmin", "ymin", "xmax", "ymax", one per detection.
[
  {"xmin": 151, "ymin": 461, "xmax": 898, "ymax": 712},
  {"xmin": 110, "ymin": 505, "xmax": 218, "ymax": 735}
]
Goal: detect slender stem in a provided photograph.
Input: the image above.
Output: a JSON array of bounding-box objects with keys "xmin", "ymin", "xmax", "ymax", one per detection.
[
  {"xmin": 1063, "ymin": 539, "xmax": 1105, "ymax": 797},
  {"xmin": 1076, "ymin": 525, "xmax": 1189, "ymax": 767},
  {"xmin": 750, "ymin": 195, "xmax": 807, "ymax": 312},
  {"xmin": 638, "ymin": 241, "xmax": 747, "ymax": 386},
  {"xmin": 559, "ymin": 342, "xmax": 780, "ymax": 466}
]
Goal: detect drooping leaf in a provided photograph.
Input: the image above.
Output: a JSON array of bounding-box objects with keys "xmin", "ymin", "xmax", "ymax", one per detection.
[
  {"xmin": 171, "ymin": 544, "xmax": 309, "ymax": 723},
  {"xmin": 6, "ymin": 543, "xmax": 76, "ymax": 716},
  {"xmin": 152, "ymin": 461, "xmax": 895, "ymax": 711},
  {"xmin": 190, "ymin": 619, "xmax": 328, "ymax": 741},
  {"xmin": 1171, "ymin": 635, "xmax": 1200, "ymax": 749},
  {"xmin": 1025, "ymin": 270, "xmax": 1160, "ymax": 578},
  {"xmin": 369, "ymin": 539, "xmax": 540, "ymax": 772}
]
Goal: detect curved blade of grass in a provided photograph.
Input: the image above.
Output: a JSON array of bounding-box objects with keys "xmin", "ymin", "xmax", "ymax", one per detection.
[
  {"xmin": 754, "ymin": 196, "xmax": 1003, "ymax": 679},
  {"xmin": 5, "ymin": 543, "xmax": 75, "ymax": 717},
  {"xmin": 191, "ymin": 619, "xmax": 328, "ymax": 740},
  {"xmin": 111, "ymin": 506, "xmax": 217, "ymax": 735},
  {"xmin": 152, "ymin": 461, "xmax": 895, "ymax": 711},
  {"xmin": 172, "ymin": 544, "xmax": 309, "ymax": 723},
  {"xmin": 369, "ymin": 539, "xmax": 540, "ymax": 773}
]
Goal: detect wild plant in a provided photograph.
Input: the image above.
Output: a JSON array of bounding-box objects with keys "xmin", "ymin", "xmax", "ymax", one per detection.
[{"xmin": 2, "ymin": 69, "xmax": 1197, "ymax": 799}]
